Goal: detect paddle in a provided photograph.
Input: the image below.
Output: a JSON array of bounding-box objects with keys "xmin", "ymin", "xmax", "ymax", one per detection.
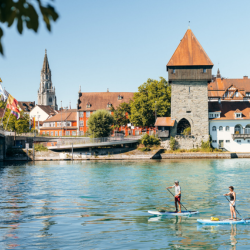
[
  {"xmin": 224, "ymin": 196, "xmax": 246, "ymax": 223},
  {"xmin": 166, "ymin": 188, "xmax": 188, "ymax": 211}
]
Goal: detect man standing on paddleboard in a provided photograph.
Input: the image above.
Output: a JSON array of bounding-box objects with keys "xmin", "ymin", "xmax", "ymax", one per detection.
[
  {"xmin": 224, "ymin": 186, "xmax": 237, "ymax": 220},
  {"xmin": 166, "ymin": 181, "xmax": 181, "ymax": 213}
]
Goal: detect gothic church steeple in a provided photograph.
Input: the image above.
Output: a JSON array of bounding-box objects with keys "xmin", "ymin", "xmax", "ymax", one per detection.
[{"xmin": 37, "ymin": 50, "xmax": 58, "ymax": 110}]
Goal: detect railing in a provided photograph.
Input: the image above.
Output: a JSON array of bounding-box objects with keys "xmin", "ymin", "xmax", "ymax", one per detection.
[
  {"xmin": 232, "ymin": 134, "xmax": 250, "ymax": 140},
  {"xmin": 56, "ymin": 135, "xmax": 140, "ymax": 147}
]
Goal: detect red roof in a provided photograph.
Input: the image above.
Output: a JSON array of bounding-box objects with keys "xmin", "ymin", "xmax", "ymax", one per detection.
[
  {"xmin": 44, "ymin": 109, "xmax": 77, "ymax": 122},
  {"xmin": 209, "ymin": 102, "xmax": 250, "ymax": 120},
  {"xmin": 78, "ymin": 92, "xmax": 134, "ymax": 111},
  {"xmin": 155, "ymin": 117, "xmax": 175, "ymax": 127},
  {"xmin": 167, "ymin": 29, "xmax": 213, "ymax": 67}
]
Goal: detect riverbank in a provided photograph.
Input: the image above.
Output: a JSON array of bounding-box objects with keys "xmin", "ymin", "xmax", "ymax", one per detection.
[{"xmin": 4, "ymin": 147, "xmax": 250, "ymax": 161}]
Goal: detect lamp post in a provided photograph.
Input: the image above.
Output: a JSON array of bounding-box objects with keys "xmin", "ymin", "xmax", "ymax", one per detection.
[
  {"xmin": 61, "ymin": 101, "xmax": 62, "ymax": 137},
  {"xmin": 37, "ymin": 111, "xmax": 40, "ymax": 136}
]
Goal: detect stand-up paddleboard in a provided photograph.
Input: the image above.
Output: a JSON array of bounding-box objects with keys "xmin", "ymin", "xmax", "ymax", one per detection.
[
  {"xmin": 148, "ymin": 210, "xmax": 199, "ymax": 216},
  {"xmin": 197, "ymin": 219, "xmax": 250, "ymax": 225}
]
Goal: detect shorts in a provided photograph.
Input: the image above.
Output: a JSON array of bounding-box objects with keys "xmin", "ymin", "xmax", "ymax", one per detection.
[
  {"xmin": 175, "ymin": 195, "xmax": 181, "ymax": 202},
  {"xmin": 229, "ymin": 201, "xmax": 236, "ymax": 207}
]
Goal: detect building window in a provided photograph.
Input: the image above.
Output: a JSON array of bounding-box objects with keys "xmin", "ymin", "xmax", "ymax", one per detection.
[
  {"xmin": 66, "ymin": 131, "xmax": 70, "ymax": 136},
  {"xmin": 86, "ymin": 111, "xmax": 90, "ymax": 117},
  {"xmin": 226, "ymin": 140, "xmax": 230, "ymax": 143},
  {"xmin": 212, "ymin": 126, "xmax": 216, "ymax": 131},
  {"xmin": 107, "ymin": 102, "xmax": 112, "ymax": 108},
  {"xmin": 79, "ymin": 131, "xmax": 84, "ymax": 136},
  {"xmin": 219, "ymin": 126, "xmax": 223, "ymax": 131},
  {"xmin": 236, "ymin": 140, "xmax": 241, "ymax": 143},
  {"xmin": 66, "ymin": 122, "xmax": 71, "ymax": 126},
  {"xmin": 226, "ymin": 126, "xmax": 229, "ymax": 131},
  {"xmin": 118, "ymin": 95, "xmax": 123, "ymax": 100},
  {"xmin": 57, "ymin": 122, "xmax": 61, "ymax": 127},
  {"xmin": 212, "ymin": 140, "xmax": 217, "ymax": 143},
  {"xmin": 59, "ymin": 131, "xmax": 62, "ymax": 136},
  {"xmin": 86, "ymin": 102, "xmax": 91, "ymax": 108},
  {"xmin": 80, "ymin": 112, "xmax": 84, "ymax": 118},
  {"xmin": 49, "ymin": 97, "xmax": 52, "ymax": 103},
  {"xmin": 209, "ymin": 114, "xmax": 213, "ymax": 118},
  {"xmin": 80, "ymin": 121, "xmax": 84, "ymax": 127},
  {"xmin": 235, "ymin": 125, "xmax": 242, "ymax": 134},
  {"xmin": 172, "ymin": 69, "xmax": 176, "ymax": 74},
  {"xmin": 55, "ymin": 131, "xmax": 58, "ymax": 136},
  {"xmin": 46, "ymin": 132, "xmax": 49, "ymax": 136},
  {"xmin": 235, "ymin": 113, "xmax": 242, "ymax": 118},
  {"xmin": 245, "ymin": 125, "xmax": 250, "ymax": 134},
  {"xmin": 42, "ymin": 132, "xmax": 45, "ymax": 135},
  {"xmin": 51, "ymin": 132, "xmax": 53, "ymax": 136},
  {"xmin": 203, "ymin": 69, "xmax": 207, "ymax": 73},
  {"xmin": 72, "ymin": 131, "xmax": 76, "ymax": 136}
]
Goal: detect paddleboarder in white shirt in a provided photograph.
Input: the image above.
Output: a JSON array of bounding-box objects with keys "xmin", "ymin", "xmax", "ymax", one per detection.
[{"xmin": 167, "ymin": 180, "xmax": 181, "ymax": 213}]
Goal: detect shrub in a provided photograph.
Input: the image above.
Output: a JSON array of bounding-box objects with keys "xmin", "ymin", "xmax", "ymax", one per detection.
[
  {"xmin": 139, "ymin": 134, "xmax": 160, "ymax": 147},
  {"xmin": 138, "ymin": 147, "xmax": 151, "ymax": 152},
  {"xmin": 169, "ymin": 136, "xmax": 176, "ymax": 150},
  {"xmin": 34, "ymin": 144, "xmax": 48, "ymax": 152},
  {"xmin": 201, "ymin": 140, "xmax": 211, "ymax": 149},
  {"xmin": 182, "ymin": 127, "xmax": 191, "ymax": 136}
]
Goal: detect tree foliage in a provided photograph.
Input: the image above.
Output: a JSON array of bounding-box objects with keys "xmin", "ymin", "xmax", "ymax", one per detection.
[
  {"xmin": 130, "ymin": 77, "xmax": 171, "ymax": 127},
  {"xmin": 87, "ymin": 110, "xmax": 114, "ymax": 138},
  {"xmin": 2, "ymin": 108, "xmax": 30, "ymax": 134},
  {"xmin": 0, "ymin": 0, "xmax": 59, "ymax": 55},
  {"xmin": 139, "ymin": 134, "xmax": 160, "ymax": 147},
  {"xmin": 110, "ymin": 102, "xmax": 131, "ymax": 129}
]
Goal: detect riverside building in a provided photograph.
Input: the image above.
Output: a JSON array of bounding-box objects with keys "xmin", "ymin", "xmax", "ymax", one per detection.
[{"xmin": 156, "ymin": 28, "xmax": 250, "ymax": 152}]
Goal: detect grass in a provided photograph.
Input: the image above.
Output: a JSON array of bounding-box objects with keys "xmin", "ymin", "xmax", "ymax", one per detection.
[{"xmin": 164, "ymin": 148, "xmax": 223, "ymax": 154}]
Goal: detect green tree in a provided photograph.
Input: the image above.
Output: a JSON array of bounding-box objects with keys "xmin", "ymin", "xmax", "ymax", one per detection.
[
  {"xmin": 111, "ymin": 102, "xmax": 131, "ymax": 129},
  {"xmin": 0, "ymin": 0, "xmax": 59, "ymax": 55},
  {"xmin": 130, "ymin": 77, "xmax": 171, "ymax": 127},
  {"xmin": 3, "ymin": 109, "xmax": 30, "ymax": 133},
  {"xmin": 87, "ymin": 110, "xmax": 114, "ymax": 138}
]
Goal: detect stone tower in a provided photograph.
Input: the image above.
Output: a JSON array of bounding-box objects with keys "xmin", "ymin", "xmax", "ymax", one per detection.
[
  {"xmin": 37, "ymin": 50, "xmax": 58, "ymax": 110},
  {"xmin": 167, "ymin": 29, "xmax": 213, "ymax": 138}
]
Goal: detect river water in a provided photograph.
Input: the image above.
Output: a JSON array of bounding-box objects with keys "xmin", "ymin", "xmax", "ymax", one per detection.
[{"xmin": 0, "ymin": 159, "xmax": 250, "ymax": 249}]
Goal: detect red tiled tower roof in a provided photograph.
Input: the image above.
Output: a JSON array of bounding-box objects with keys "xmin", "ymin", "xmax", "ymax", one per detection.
[{"xmin": 167, "ymin": 29, "xmax": 213, "ymax": 67}]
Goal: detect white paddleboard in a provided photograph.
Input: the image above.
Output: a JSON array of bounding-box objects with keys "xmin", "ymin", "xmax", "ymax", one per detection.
[
  {"xmin": 148, "ymin": 210, "xmax": 199, "ymax": 216},
  {"xmin": 197, "ymin": 219, "xmax": 250, "ymax": 225}
]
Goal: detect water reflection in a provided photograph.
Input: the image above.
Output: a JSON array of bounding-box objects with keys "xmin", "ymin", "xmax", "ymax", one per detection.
[{"xmin": 0, "ymin": 159, "xmax": 249, "ymax": 249}]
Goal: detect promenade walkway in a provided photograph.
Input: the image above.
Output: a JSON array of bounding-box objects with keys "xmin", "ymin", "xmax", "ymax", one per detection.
[{"xmin": 48, "ymin": 136, "xmax": 141, "ymax": 150}]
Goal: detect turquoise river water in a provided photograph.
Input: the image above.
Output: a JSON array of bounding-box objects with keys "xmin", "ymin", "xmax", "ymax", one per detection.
[{"xmin": 0, "ymin": 159, "xmax": 250, "ymax": 249}]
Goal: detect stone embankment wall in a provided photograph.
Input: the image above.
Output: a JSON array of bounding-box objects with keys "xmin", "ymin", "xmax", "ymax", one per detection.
[{"xmin": 161, "ymin": 135, "xmax": 209, "ymax": 150}]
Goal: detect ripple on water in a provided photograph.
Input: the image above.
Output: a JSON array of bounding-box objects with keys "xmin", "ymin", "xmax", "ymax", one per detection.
[{"xmin": 0, "ymin": 159, "xmax": 250, "ymax": 249}]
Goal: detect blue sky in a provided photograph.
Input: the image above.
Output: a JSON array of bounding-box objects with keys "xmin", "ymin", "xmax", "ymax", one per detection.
[{"xmin": 1, "ymin": 0, "xmax": 250, "ymax": 108}]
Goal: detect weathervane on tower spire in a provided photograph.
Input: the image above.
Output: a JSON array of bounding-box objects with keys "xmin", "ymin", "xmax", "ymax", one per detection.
[{"xmin": 188, "ymin": 21, "xmax": 190, "ymax": 29}]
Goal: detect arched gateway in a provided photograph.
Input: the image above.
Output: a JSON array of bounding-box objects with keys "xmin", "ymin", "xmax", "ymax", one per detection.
[{"xmin": 177, "ymin": 118, "xmax": 191, "ymax": 135}]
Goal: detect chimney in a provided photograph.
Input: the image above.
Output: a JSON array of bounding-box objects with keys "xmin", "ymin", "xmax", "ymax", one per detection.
[
  {"xmin": 107, "ymin": 88, "xmax": 109, "ymax": 92},
  {"xmin": 244, "ymin": 76, "xmax": 248, "ymax": 79}
]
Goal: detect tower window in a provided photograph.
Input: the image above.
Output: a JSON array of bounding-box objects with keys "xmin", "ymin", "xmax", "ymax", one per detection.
[
  {"xmin": 203, "ymin": 69, "xmax": 207, "ymax": 73},
  {"xmin": 49, "ymin": 97, "xmax": 52, "ymax": 103},
  {"xmin": 173, "ymin": 69, "xmax": 176, "ymax": 74}
]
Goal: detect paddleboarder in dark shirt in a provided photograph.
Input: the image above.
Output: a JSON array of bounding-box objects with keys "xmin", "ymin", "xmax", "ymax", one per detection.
[
  {"xmin": 167, "ymin": 180, "xmax": 181, "ymax": 213},
  {"xmin": 224, "ymin": 186, "xmax": 236, "ymax": 220}
]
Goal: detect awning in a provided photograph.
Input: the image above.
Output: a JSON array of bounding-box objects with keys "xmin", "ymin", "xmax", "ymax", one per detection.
[{"xmin": 155, "ymin": 117, "xmax": 175, "ymax": 127}]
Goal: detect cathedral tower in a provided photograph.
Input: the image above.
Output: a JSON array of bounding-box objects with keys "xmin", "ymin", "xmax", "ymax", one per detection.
[
  {"xmin": 167, "ymin": 29, "xmax": 213, "ymax": 138},
  {"xmin": 38, "ymin": 50, "xmax": 58, "ymax": 110}
]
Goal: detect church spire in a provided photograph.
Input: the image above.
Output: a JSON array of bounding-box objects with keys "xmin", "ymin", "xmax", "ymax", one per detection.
[
  {"xmin": 42, "ymin": 49, "xmax": 50, "ymax": 73},
  {"xmin": 217, "ymin": 68, "xmax": 221, "ymax": 78}
]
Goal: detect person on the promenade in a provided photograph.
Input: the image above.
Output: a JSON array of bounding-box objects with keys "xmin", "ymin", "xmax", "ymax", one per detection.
[
  {"xmin": 224, "ymin": 186, "xmax": 236, "ymax": 220},
  {"xmin": 166, "ymin": 180, "xmax": 181, "ymax": 213}
]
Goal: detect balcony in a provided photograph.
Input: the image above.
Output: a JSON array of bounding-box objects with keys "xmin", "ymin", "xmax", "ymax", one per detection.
[
  {"xmin": 157, "ymin": 130, "xmax": 169, "ymax": 138},
  {"xmin": 232, "ymin": 133, "xmax": 250, "ymax": 140}
]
